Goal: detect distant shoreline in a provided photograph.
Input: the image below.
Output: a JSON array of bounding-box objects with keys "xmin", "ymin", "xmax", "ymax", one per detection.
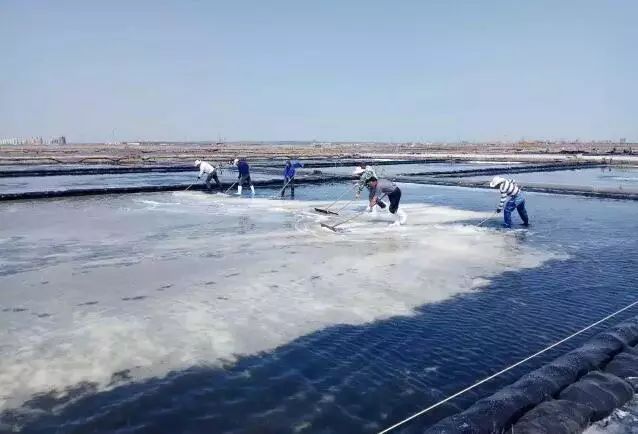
[{"xmin": 0, "ymin": 142, "xmax": 636, "ymax": 166}]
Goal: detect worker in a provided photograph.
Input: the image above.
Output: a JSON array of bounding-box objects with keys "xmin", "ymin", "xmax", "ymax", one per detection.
[
  {"xmin": 195, "ymin": 159, "xmax": 222, "ymax": 192},
  {"xmin": 366, "ymin": 176, "xmax": 407, "ymax": 226},
  {"xmin": 233, "ymin": 158, "xmax": 255, "ymax": 196},
  {"xmin": 489, "ymin": 176, "xmax": 529, "ymax": 227},
  {"xmin": 281, "ymin": 159, "xmax": 304, "ymax": 198}
]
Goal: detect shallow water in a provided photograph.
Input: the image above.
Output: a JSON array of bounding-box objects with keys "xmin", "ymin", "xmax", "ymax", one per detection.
[
  {"xmin": 0, "ymin": 164, "xmax": 119, "ymax": 172},
  {"xmin": 1, "ymin": 163, "xmax": 512, "ymax": 194},
  {"xmin": 1, "ymin": 183, "xmax": 637, "ymax": 433},
  {"xmin": 461, "ymin": 166, "xmax": 638, "ymax": 191},
  {"xmin": 0, "ymin": 170, "xmax": 276, "ymax": 194},
  {"xmin": 300, "ymin": 162, "xmax": 514, "ymax": 177}
]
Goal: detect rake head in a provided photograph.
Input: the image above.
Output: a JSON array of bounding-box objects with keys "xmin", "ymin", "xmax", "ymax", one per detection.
[
  {"xmin": 320, "ymin": 223, "xmax": 340, "ymax": 232},
  {"xmin": 314, "ymin": 208, "xmax": 339, "ymax": 215}
]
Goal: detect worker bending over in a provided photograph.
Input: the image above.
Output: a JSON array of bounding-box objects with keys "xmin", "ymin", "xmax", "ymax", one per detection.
[
  {"xmin": 490, "ymin": 176, "xmax": 529, "ymax": 228},
  {"xmin": 195, "ymin": 159, "xmax": 222, "ymax": 192},
  {"xmin": 366, "ymin": 177, "xmax": 407, "ymax": 226}
]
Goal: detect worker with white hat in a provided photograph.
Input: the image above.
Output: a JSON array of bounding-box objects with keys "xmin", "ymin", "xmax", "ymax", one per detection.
[{"xmin": 194, "ymin": 159, "xmax": 222, "ymax": 192}]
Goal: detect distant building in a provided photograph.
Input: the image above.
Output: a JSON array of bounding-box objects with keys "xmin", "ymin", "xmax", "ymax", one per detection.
[
  {"xmin": 0, "ymin": 138, "xmax": 20, "ymax": 145},
  {"xmin": 1, "ymin": 136, "xmax": 67, "ymax": 145},
  {"xmin": 50, "ymin": 136, "xmax": 67, "ymax": 145}
]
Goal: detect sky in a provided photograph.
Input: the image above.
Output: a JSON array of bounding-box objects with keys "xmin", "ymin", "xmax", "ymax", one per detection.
[{"xmin": 0, "ymin": 0, "xmax": 636, "ymax": 143}]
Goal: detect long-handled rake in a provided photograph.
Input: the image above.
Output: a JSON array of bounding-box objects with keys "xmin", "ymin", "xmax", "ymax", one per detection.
[
  {"xmin": 314, "ymin": 184, "xmax": 357, "ymax": 215},
  {"xmin": 320, "ymin": 194, "xmax": 387, "ymax": 232},
  {"xmin": 272, "ymin": 177, "xmax": 294, "ymax": 199},
  {"xmin": 224, "ymin": 181, "xmax": 238, "ymax": 195},
  {"xmin": 476, "ymin": 212, "xmax": 498, "ymax": 227}
]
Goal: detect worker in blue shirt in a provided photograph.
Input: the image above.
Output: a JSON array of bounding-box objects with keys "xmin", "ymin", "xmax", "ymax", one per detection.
[
  {"xmin": 281, "ymin": 159, "xmax": 303, "ymax": 197},
  {"xmin": 233, "ymin": 158, "xmax": 255, "ymax": 196}
]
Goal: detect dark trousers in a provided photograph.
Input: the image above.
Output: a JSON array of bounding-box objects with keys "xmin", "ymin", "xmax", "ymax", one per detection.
[
  {"xmin": 239, "ymin": 174, "xmax": 253, "ymax": 187},
  {"xmin": 206, "ymin": 172, "xmax": 221, "ymax": 191},
  {"xmin": 373, "ymin": 188, "xmax": 401, "ymax": 213},
  {"xmin": 388, "ymin": 188, "xmax": 401, "ymax": 214},
  {"xmin": 281, "ymin": 176, "xmax": 295, "ymax": 197}
]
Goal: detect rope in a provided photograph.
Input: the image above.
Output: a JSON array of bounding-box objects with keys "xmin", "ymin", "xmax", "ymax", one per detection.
[
  {"xmin": 335, "ymin": 198, "xmax": 355, "ymax": 213},
  {"xmin": 330, "ymin": 194, "xmax": 387, "ymax": 229},
  {"xmin": 276, "ymin": 177, "xmax": 294, "ymax": 198},
  {"xmin": 377, "ymin": 299, "xmax": 638, "ymax": 434},
  {"xmin": 318, "ymin": 184, "xmax": 356, "ymax": 211},
  {"xmin": 476, "ymin": 212, "xmax": 498, "ymax": 227},
  {"xmin": 224, "ymin": 181, "xmax": 238, "ymax": 195}
]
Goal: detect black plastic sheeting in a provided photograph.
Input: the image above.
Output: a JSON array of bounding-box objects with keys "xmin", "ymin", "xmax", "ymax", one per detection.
[{"xmin": 424, "ymin": 316, "xmax": 638, "ymax": 433}]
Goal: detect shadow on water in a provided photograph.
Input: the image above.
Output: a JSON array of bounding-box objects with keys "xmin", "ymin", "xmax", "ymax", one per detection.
[{"xmin": 2, "ymin": 243, "xmax": 638, "ymax": 434}]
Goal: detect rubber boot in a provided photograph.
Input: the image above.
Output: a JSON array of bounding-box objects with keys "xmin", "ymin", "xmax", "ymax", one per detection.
[
  {"xmin": 250, "ymin": 185, "xmax": 255, "ymax": 197},
  {"xmin": 398, "ymin": 209, "xmax": 407, "ymax": 225},
  {"xmin": 236, "ymin": 185, "xmax": 242, "ymax": 195},
  {"xmin": 390, "ymin": 212, "xmax": 401, "ymax": 227}
]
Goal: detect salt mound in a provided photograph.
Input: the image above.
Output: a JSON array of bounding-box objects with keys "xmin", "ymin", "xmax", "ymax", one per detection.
[{"xmin": 0, "ymin": 193, "xmax": 562, "ymax": 409}]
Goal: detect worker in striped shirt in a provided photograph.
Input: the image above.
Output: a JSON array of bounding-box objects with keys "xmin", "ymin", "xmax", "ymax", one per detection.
[{"xmin": 489, "ymin": 176, "xmax": 529, "ymax": 228}]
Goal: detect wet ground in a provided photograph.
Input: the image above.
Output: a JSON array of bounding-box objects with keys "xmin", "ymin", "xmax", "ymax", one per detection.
[{"xmin": 0, "ymin": 182, "xmax": 637, "ymax": 433}]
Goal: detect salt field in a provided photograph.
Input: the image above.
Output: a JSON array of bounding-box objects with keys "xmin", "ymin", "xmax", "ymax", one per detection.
[
  {"xmin": 4, "ymin": 0, "xmax": 637, "ymax": 431},
  {"xmin": 1, "ymin": 180, "xmax": 637, "ymax": 433}
]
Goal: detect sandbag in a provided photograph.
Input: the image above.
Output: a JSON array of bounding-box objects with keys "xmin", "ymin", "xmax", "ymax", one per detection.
[
  {"xmin": 511, "ymin": 399, "xmax": 594, "ymax": 434},
  {"xmin": 424, "ymin": 387, "xmax": 538, "ymax": 433},
  {"xmin": 423, "ymin": 413, "xmax": 482, "ymax": 434},
  {"xmin": 604, "ymin": 351, "xmax": 638, "ymax": 380},
  {"xmin": 558, "ymin": 371, "xmax": 634, "ymax": 421},
  {"xmin": 604, "ymin": 319, "xmax": 638, "ymax": 347}
]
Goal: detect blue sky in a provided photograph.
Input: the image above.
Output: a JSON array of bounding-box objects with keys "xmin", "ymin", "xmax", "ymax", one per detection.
[{"xmin": 1, "ymin": 0, "xmax": 636, "ymax": 142}]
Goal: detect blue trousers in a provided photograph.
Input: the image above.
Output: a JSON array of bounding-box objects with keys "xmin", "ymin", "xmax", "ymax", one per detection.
[{"xmin": 504, "ymin": 194, "xmax": 529, "ymax": 227}]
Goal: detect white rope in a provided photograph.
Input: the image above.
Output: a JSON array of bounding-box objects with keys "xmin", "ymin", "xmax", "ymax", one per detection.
[{"xmin": 377, "ymin": 299, "xmax": 638, "ymax": 434}]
